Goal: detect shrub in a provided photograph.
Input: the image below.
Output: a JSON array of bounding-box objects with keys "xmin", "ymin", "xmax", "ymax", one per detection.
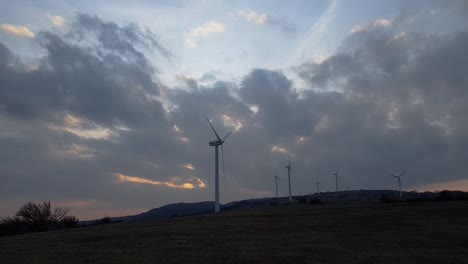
[
  {"xmin": 0, "ymin": 217, "xmax": 24, "ymax": 237},
  {"xmin": 269, "ymin": 200, "xmax": 279, "ymax": 206},
  {"xmin": 299, "ymin": 196, "xmax": 307, "ymax": 204},
  {"xmin": 60, "ymin": 216, "xmax": 79, "ymax": 229},
  {"xmin": 308, "ymin": 198, "xmax": 323, "ymax": 205},
  {"xmin": 99, "ymin": 216, "xmax": 112, "ymax": 224},
  {"xmin": 380, "ymin": 194, "xmax": 401, "ymax": 203}
]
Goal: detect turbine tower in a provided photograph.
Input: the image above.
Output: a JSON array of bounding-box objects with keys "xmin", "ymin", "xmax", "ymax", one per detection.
[
  {"xmin": 274, "ymin": 169, "xmax": 280, "ymax": 199},
  {"xmin": 204, "ymin": 115, "xmax": 232, "ymax": 213},
  {"xmin": 286, "ymin": 161, "xmax": 292, "ymax": 202},
  {"xmin": 332, "ymin": 168, "xmax": 340, "ymax": 195},
  {"xmin": 389, "ymin": 170, "xmax": 406, "ymax": 198},
  {"xmin": 316, "ymin": 181, "xmax": 320, "ymax": 194}
]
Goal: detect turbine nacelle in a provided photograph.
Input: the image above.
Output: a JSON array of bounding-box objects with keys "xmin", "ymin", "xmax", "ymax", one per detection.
[{"xmin": 209, "ymin": 140, "xmax": 223, "ymax": 146}]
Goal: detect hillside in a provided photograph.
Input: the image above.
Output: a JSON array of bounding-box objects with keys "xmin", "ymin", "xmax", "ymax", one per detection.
[
  {"xmin": 1, "ymin": 201, "xmax": 467, "ymax": 264},
  {"xmin": 81, "ymin": 190, "xmax": 468, "ymax": 223}
]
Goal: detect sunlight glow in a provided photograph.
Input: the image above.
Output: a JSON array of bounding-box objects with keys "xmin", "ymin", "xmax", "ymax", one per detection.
[
  {"xmin": 415, "ymin": 179, "xmax": 468, "ymax": 192},
  {"xmin": 221, "ymin": 114, "xmax": 243, "ymax": 131},
  {"xmin": 176, "ymin": 136, "xmax": 190, "ymax": 142},
  {"xmin": 197, "ymin": 178, "xmax": 206, "ymax": 188},
  {"xmin": 115, "ymin": 173, "xmax": 206, "ymax": 189},
  {"xmin": 52, "ymin": 114, "xmax": 122, "ymax": 140},
  {"xmin": 271, "ymin": 145, "xmax": 287, "ymax": 153},
  {"xmin": 249, "ymin": 105, "xmax": 259, "ymax": 114},
  {"xmin": 0, "ymin": 24, "xmax": 35, "ymax": 38},
  {"xmin": 183, "ymin": 163, "xmax": 195, "ymax": 170},
  {"xmin": 65, "ymin": 143, "xmax": 96, "ymax": 158},
  {"xmin": 184, "ymin": 20, "xmax": 226, "ymax": 48}
]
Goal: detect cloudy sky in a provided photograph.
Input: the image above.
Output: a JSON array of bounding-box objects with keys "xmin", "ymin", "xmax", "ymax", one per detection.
[{"xmin": 1, "ymin": 0, "xmax": 468, "ymax": 220}]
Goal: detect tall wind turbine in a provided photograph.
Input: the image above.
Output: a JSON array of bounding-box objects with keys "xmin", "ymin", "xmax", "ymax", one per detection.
[
  {"xmin": 274, "ymin": 169, "xmax": 280, "ymax": 199},
  {"xmin": 332, "ymin": 168, "xmax": 340, "ymax": 195},
  {"xmin": 286, "ymin": 161, "xmax": 292, "ymax": 202},
  {"xmin": 389, "ymin": 170, "xmax": 406, "ymax": 198},
  {"xmin": 204, "ymin": 115, "xmax": 232, "ymax": 213}
]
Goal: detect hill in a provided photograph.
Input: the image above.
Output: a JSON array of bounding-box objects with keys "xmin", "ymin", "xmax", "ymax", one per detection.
[
  {"xmin": 1, "ymin": 201, "xmax": 467, "ymax": 264},
  {"xmin": 82, "ymin": 190, "xmax": 468, "ymax": 224}
]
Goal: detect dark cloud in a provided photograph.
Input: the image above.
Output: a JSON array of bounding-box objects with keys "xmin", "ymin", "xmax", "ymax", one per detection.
[
  {"xmin": 0, "ymin": 15, "xmax": 183, "ymax": 218},
  {"xmin": 1, "ymin": 14, "xmax": 168, "ymax": 126},
  {"xmin": 293, "ymin": 20, "xmax": 468, "ymax": 187},
  {"xmin": 438, "ymin": 0, "xmax": 468, "ymax": 17},
  {"xmin": 1, "ymin": 8, "xmax": 468, "ymax": 219}
]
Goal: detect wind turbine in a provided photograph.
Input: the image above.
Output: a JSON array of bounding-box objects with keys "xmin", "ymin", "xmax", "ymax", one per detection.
[
  {"xmin": 316, "ymin": 181, "xmax": 320, "ymax": 194},
  {"xmin": 286, "ymin": 161, "xmax": 292, "ymax": 202},
  {"xmin": 204, "ymin": 115, "xmax": 232, "ymax": 213},
  {"xmin": 274, "ymin": 169, "xmax": 280, "ymax": 199},
  {"xmin": 389, "ymin": 170, "xmax": 406, "ymax": 198},
  {"xmin": 332, "ymin": 168, "xmax": 340, "ymax": 195}
]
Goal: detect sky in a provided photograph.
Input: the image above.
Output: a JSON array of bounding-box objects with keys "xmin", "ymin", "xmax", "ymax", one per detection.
[{"xmin": 1, "ymin": 0, "xmax": 468, "ymax": 220}]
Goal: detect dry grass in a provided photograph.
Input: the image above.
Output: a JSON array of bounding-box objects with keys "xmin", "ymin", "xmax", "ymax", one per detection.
[{"xmin": 1, "ymin": 201, "xmax": 467, "ymax": 264}]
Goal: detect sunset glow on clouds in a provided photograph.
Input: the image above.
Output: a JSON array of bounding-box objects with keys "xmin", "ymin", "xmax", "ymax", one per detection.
[
  {"xmin": 0, "ymin": 24, "xmax": 34, "ymax": 38},
  {"xmin": 415, "ymin": 179, "xmax": 468, "ymax": 192},
  {"xmin": 183, "ymin": 164, "xmax": 195, "ymax": 170},
  {"xmin": 115, "ymin": 173, "xmax": 206, "ymax": 189}
]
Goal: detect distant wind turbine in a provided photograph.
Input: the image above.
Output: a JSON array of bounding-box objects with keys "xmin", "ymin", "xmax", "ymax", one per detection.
[
  {"xmin": 332, "ymin": 168, "xmax": 340, "ymax": 195},
  {"xmin": 389, "ymin": 170, "xmax": 406, "ymax": 198},
  {"xmin": 286, "ymin": 161, "xmax": 292, "ymax": 202},
  {"xmin": 204, "ymin": 115, "xmax": 232, "ymax": 213},
  {"xmin": 316, "ymin": 181, "xmax": 320, "ymax": 194},
  {"xmin": 274, "ymin": 169, "xmax": 280, "ymax": 199}
]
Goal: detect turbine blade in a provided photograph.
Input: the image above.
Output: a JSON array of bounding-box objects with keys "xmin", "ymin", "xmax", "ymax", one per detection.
[
  {"xmin": 222, "ymin": 131, "xmax": 232, "ymax": 142},
  {"xmin": 399, "ymin": 170, "xmax": 407, "ymax": 177},
  {"xmin": 204, "ymin": 115, "xmax": 221, "ymax": 141},
  {"xmin": 221, "ymin": 144, "xmax": 225, "ymax": 179}
]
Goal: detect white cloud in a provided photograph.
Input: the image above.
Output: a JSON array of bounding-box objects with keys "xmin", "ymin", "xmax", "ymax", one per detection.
[
  {"xmin": 51, "ymin": 16, "xmax": 65, "ymax": 27},
  {"xmin": 65, "ymin": 143, "xmax": 97, "ymax": 158},
  {"xmin": 271, "ymin": 145, "xmax": 288, "ymax": 154},
  {"xmin": 50, "ymin": 114, "xmax": 124, "ymax": 140},
  {"xmin": 221, "ymin": 114, "xmax": 243, "ymax": 131},
  {"xmin": 184, "ymin": 20, "xmax": 226, "ymax": 48},
  {"xmin": 374, "ymin": 18, "xmax": 392, "ymax": 27},
  {"xmin": 238, "ymin": 10, "xmax": 268, "ymax": 25},
  {"xmin": 0, "ymin": 24, "xmax": 34, "ymax": 38},
  {"xmin": 350, "ymin": 18, "xmax": 393, "ymax": 34}
]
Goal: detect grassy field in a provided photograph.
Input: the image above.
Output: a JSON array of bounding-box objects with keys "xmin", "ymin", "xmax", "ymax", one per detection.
[{"xmin": 1, "ymin": 201, "xmax": 467, "ymax": 264}]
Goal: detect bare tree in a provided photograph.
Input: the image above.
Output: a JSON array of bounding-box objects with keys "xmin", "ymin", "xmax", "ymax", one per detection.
[{"xmin": 15, "ymin": 201, "xmax": 69, "ymax": 231}]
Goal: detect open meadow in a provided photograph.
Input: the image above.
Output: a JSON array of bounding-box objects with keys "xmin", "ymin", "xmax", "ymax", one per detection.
[{"xmin": 1, "ymin": 201, "xmax": 467, "ymax": 264}]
